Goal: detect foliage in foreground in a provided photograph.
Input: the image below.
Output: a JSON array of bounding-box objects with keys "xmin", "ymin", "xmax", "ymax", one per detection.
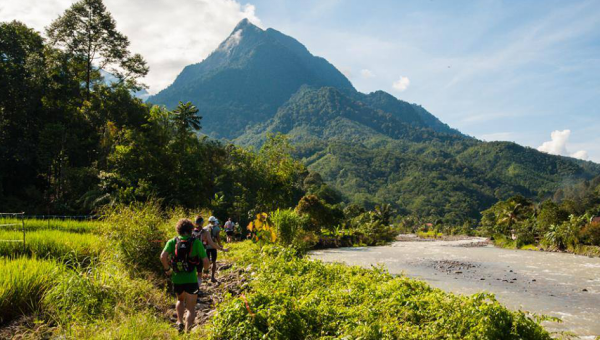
[{"xmin": 208, "ymin": 242, "xmax": 551, "ymax": 340}]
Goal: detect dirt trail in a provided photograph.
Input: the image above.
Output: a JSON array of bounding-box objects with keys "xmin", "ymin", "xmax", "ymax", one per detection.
[{"xmin": 165, "ymin": 261, "xmax": 247, "ymax": 332}]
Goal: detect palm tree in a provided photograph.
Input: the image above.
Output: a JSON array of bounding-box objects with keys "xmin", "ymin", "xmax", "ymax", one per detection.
[
  {"xmin": 172, "ymin": 101, "xmax": 201, "ymax": 134},
  {"xmin": 498, "ymin": 201, "xmax": 523, "ymax": 237},
  {"xmin": 373, "ymin": 204, "xmax": 392, "ymax": 225}
]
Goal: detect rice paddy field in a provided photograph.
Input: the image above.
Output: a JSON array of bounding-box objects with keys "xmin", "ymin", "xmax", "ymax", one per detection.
[{"xmin": 0, "ymin": 213, "xmax": 180, "ymax": 339}]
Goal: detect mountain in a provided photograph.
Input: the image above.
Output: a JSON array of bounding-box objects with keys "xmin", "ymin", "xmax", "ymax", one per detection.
[
  {"xmin": 149, "ymin": 19, "xmax": 455, "ymax": 139},
  {"xmin": 149, "ymin": 20, "xmax": 600, "ymax": 223}
]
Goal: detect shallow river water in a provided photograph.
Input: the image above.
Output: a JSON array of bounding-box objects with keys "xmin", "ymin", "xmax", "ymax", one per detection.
[{"xmin": 310, "ymin": 237, "xmax": 600, "ymax": 338}]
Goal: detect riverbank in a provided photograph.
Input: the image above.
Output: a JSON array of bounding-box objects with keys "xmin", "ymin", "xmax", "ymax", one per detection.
[
  {"xmin": 398, "ymin": 232, "xmax": 600, "ymax": 257},
  {"xmin": 312, "ymin": 238, "xmax": 600, "ymax": 337},
  {"xmin": 491, "ymin": 235, "xmax": 600, "ymax": 258},
  {"xmin": 201, "ymin": 241, "xmax": 551, "ymax": 339}
]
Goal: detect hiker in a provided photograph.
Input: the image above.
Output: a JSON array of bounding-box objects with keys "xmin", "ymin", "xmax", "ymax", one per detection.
[
  {"xmin": 192, "ymin": 216, "xmax": 208, "ymax": 287},
  {"xmin": 160, "ymin": 218, "xmax": 209, "ymax": 333},
  {"xmin": 224, "ymin": 217, "xmax": 235, "ymax": 243},
  {"xmin": 204, "ymin": 216, "xmax": 226, "ymax": 283}
]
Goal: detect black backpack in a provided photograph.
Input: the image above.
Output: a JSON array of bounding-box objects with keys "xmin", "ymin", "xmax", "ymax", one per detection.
[{"xmin": 171, "ymin": 237, "xmax": 200, "ymax": 273}]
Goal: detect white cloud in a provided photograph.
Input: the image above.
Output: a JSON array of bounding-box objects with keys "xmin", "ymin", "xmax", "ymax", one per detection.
[
  {"xmin": 537, "ymin": 129, "xmax": 588, "ymax": 160},
  {"xmin": 392, "ymin": 76, "xmax": 410, "ymax": 92},
  {"xmin": 220, "ymin": 28, "xmax": 243, "ymax": 53},
  {"xmin": 360, "ymin": 69, "xmax": 375, "ymax": 78},
  {"xmin": 571, "ymin": 150, "xmax": 589, "ymax": 160},
  {"xmin": 0, "ymin": 0, "xmax": 261, "ymax": 93}
]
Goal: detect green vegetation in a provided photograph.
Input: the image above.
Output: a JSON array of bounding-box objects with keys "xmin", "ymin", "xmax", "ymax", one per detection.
[
  {"xmin": 147, "ymin": 18, "xmax": 600, "ymax": 225},
  {"xmin": 0, "ymin": 218, "xmax": 98, "ymax": 233},
  {"xmin": 0, "ymin": 229, "xmax": 103, "ymax": 262},
  {"xmin": 206, "ymin": 242, "xmax": 551, "ymax": 339},
  {"xmin": 0, "ymin": 257, "xmax": 66, "ymax": 324},
  {"xmin": 481, "ymin": 175, "xmax": 600, "ymax": 254},
  {"xmin": 237, "ymin": 86, "xmax": 600, "ymax": 224}
]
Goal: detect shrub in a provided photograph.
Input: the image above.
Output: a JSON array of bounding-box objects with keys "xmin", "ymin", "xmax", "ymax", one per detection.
[
  {"xmin": 580, "ymin": 221, "xmax": 600, "ymax": 246},
  {"xmin": 295, "ymin": 195, "xmax": 343, "ymax": 231},
  {"xmin": 270, "ymin": 209, "xmax": 307, "ymax": 246},
  {"xmin": 543, "ymin": 215, "xmax": 585, "ymax": 250},
  {"xmin": 101, "ymin": 201, "xmax": 169, "ymax": 273},
  {"xmin": 208, "ymin": 242, "xmax": 551, "ymax": 339}
]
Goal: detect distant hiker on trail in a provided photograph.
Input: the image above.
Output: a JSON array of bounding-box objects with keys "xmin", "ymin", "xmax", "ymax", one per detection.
[
  {"xmin": 204, "ymin": 216, "xmax": 227, "ymax": 283},
  {"xmin": 160, "ymin": 218, "xmax": 209, "ymax": 333},
  {"xmin": 192, "ymin": 215, "xmax": 228, "ymax": 283},
  {"xmin": 224, "ymin": 218, "xmax": 235, "ymax": 243}
]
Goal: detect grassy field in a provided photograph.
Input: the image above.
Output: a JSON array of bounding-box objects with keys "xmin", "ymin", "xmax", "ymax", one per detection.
[
  {"xmin": 1, "ymin": 210, "xmax": 553, "ymax": 339},
  {"xmin": 0, "ymin": 217, "xmax": 99, "ymax": 233}
]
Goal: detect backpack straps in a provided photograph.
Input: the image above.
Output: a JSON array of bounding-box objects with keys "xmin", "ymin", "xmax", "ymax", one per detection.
[{"xmin": 173, "ymin": 236, "xmax": 180, "ymax": 257}]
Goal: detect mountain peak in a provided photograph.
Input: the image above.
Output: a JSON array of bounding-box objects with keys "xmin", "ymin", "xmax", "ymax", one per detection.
[{"xmin": 233, "ymin": 18, "xmax": 260, "ymax": 31}]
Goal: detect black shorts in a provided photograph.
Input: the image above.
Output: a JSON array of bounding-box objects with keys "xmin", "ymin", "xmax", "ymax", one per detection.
[
  {"xmin": 226, "ymin": 230, "xmax": 234, "ymax": 236},
  {"xmin": 207, "ymin": 249, "xmax": 217, "ymax": 262},
  {"xmin": 174, "ymin": 282, "xmax": 199, "ymax": 296}
]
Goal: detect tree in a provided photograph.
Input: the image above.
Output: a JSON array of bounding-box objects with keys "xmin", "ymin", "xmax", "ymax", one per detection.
[
  {"xmin": 46, "ymin": 0, "xmax": 148, "ymax": 98},
  {"xmin": 0, "ymin": 21, "xmax": 47, "ymax": 209},
  {"xmin": 171, "ymin": 101, "xmax": 202, "ymax": 134}
]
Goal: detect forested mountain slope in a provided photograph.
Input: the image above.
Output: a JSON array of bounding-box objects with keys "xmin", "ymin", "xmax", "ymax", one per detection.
[{"xmin": 150, "ymin": 20, "xmax": 600, "ymax": 223}]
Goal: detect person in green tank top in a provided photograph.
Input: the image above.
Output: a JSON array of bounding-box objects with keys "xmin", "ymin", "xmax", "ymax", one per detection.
[{"xmin": 160, "ymin": 218, "xmax": 209, "ymax": 333}]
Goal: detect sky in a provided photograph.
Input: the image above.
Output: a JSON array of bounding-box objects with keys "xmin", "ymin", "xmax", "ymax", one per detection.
[{"xmin": 1, "ymin": 0, "xmax": 599, "ymax": 162}]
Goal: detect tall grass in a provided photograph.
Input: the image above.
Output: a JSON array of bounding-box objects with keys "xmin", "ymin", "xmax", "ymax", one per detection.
[
  {"xmin": 0, "ymin": 230, "xmax": 103, "ymax": 263},
  {"xmin": 101, "ymin": 201, "xmax": 172, "ymax": 273},
  {"xmin": 0, "ymin": 257, "xmax": 65, "ymax": 324},
  {"xmin": 0, "ymin": 217, "xmax": 99, "ymax": 233},
  {"xmin": 43, "ymin": 260, "xmax": 170, "ymax": 326}
]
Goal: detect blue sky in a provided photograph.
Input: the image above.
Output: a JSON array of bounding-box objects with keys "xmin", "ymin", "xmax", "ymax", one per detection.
[
  {"xmin": 248, "ymin": 0, "xmax": 600, "ymax": 162},
  {"xmin": 2, "ymin": 0, "xmax": 599, "ymax": 162}
]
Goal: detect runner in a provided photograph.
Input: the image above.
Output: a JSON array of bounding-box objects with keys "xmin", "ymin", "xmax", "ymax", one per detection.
[
  {"xmin": 204, "ymin": 216, "xmax": 226, "ymax": 283},
  {"xmin": 160, "ymin": 218, "xmax": 209, "ymax": 333},
  {"xmin": 224, "ymin": 217, "xmax": 235, "ymax": 243}
]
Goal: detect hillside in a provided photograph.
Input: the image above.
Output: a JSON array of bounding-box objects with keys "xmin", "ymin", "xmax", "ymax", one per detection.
[{"xmin": 150, "ymin": 20, "xmax": 600, "ymax": 223}]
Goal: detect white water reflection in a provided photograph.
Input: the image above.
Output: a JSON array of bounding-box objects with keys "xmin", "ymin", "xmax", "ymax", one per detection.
[{"xmin": 310, "ymin": 238, "xmax": 600, "ymax": 338}]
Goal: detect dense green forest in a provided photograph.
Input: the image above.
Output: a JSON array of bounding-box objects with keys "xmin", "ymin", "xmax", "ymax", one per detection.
[
  {"xmin": 0, "ymin": 18, "xmax": 317, "ymax": 224},
  {"xmin": 235, "ymin": 86, "xmax": 600, "ymax": 224}
]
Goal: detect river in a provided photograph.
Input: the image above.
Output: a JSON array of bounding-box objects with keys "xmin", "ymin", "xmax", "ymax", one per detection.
[{"xmin": 310, "ymin": 236, "xmax": 600, "ymax": 338}]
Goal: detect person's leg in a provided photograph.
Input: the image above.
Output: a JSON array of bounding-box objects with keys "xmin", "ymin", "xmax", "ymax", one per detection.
[
  {"xmin": 176, "ymin": 292, "xmax": 185, "ymax": 326},
  {"xmin": 209, "ymin": 249, "xmax": 218, "ymax": 282},
  {"xmin": 184, "ymin": 290, "xmax": 197, "ymax": 332}
]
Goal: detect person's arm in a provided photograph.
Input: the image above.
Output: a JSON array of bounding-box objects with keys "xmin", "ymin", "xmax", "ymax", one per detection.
[
  {"xmin": 203, "ymin": 231, "xmax": 228, "ymax": 251},
  {"xmin": 194, "ymin": 239, "xmax": 211, "ymax": 276},
  {"xmin": 215, "ymin": 228, "xmax": 224, "ymax": 248},
  {"xmin": 160, "ymin": 250, "xmax": 172, "ymax": 275}
]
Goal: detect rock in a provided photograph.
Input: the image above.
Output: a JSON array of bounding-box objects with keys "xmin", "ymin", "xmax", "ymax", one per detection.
[
  {"xmin": 582, "ymin": 288, "xmax": 588, "ymax": 292},
  {"xmin": 532, "ymin": 279, "xmax": 536, "ymax": 282}
]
